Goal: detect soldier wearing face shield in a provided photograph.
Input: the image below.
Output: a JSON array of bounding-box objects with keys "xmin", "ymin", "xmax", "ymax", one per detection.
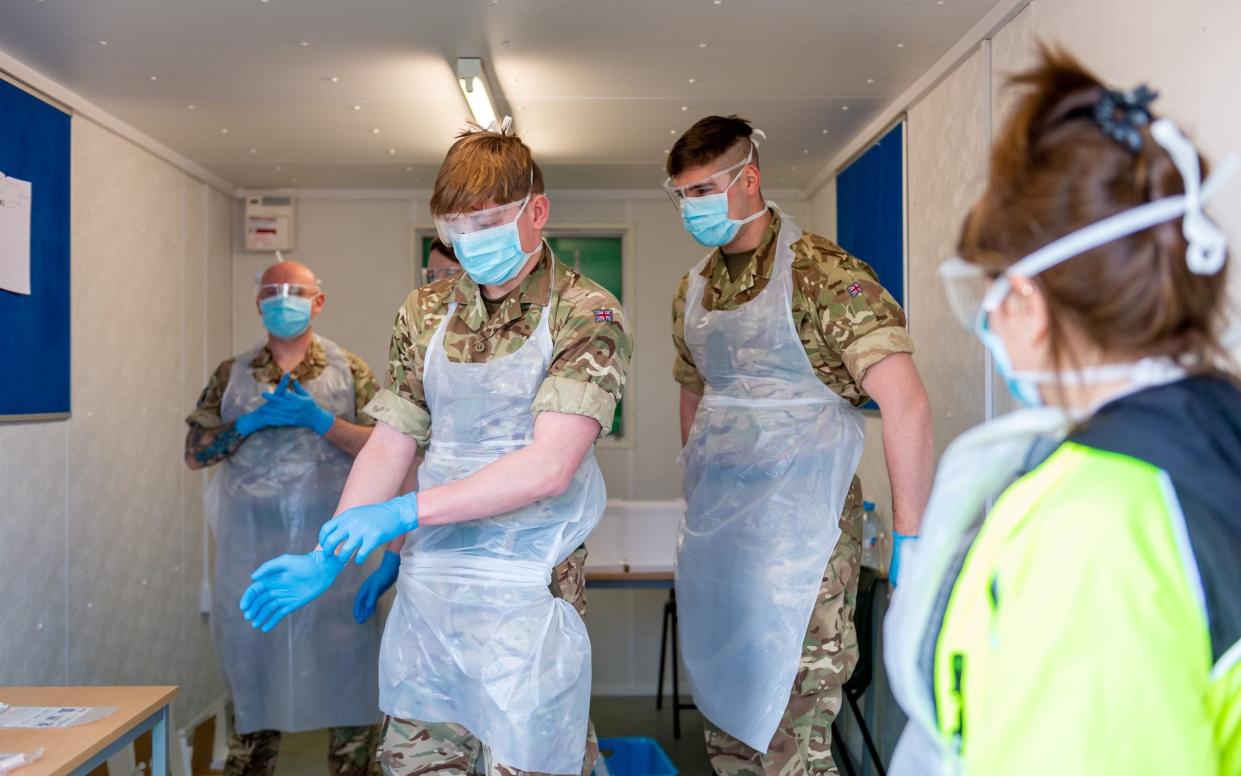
[{"xmin": 184, "ymin": 260, "xmax": 389, "ymax": 776}]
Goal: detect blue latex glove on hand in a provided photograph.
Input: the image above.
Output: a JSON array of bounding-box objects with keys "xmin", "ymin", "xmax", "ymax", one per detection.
[
  {"xmin": 239, "ymin": 549, "xmax": 344, "ymax": 632},
  {"xmin": 320, "ymin": 494, "xmax": 419, "ymax": 565},
  {"xmin": 234, "ymin": 374, "xmax": 293, "ymax": 437},
  {"xmin": 261, "ymin": 377, "xmax": 335, "ymax": 436},
  {"xmin": 353, "ymin": 551, "xmax": 400, "ymax": 624},
  {"xmin": 891, "ymin": 531, "xmax": 918, "ymax": 587}
]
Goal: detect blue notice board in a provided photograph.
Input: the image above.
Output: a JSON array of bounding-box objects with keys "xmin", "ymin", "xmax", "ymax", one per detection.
[
  {"xmin": 0, "ymin": 78, "xmax": 71, "ymax": 421},
  {"xmin": 835, "ymin": 122, "xmax": 905, "ymax": 308}
]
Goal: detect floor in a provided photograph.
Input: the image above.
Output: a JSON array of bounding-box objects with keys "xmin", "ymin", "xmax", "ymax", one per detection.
[{"xmin": 269, "ymin": 697, "xmax": 712, "ymax": 775}]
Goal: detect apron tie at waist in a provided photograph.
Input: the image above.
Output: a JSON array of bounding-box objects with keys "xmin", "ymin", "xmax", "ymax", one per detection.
[{"xmin": 406, "ymin": 552, "xmax": 552, "ymax": 587}]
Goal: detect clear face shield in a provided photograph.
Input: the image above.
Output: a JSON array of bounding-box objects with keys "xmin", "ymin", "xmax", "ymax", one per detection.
[
  {"xmin": 433, "ymin": 196, "xmax": 530, "ymax": 245},
  {"xmin": 256, "ymin": 281, "xmax": 322, "ymax": 302},
  {"xmin": 661, "ymin": 145, "xmax": 754, "ymax": 209}
]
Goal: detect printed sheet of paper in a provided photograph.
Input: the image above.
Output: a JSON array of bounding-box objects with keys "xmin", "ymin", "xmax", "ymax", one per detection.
[
  {"xmin": 0, "ymin": 175, "xmax": 33, "ymax": 295},
  {"xmin": 0, "ymin": 704, "xmax": 116, "ymax": 729}
]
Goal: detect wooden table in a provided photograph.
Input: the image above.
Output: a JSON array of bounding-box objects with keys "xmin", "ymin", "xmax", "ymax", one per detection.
[{"xmin": 0, "ymin": 686, "xmax": 177, "ymax": 776}]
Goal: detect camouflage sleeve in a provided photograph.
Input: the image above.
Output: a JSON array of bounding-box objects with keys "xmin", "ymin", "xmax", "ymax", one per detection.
[
  {"xmin": 806, "ymin": 238, "xmax": 914, "ymax": 387},
  {"xmin": 532, "ymin": 278, "xmax": 633, "ymax": 437},
  {"xmin": 345, "ymin": 351, "xmax": 379, "ymax": 426},
  {"xmin": 670, "ymin": 273, "xmax": 705, "ymax": 396},
  {"xmin": 185, "ymin": 358, "xmax": 234, "ymax": 428},
  {"xmin": 363, "ymin": 296, "xmax": 432, "ymax": 446}
]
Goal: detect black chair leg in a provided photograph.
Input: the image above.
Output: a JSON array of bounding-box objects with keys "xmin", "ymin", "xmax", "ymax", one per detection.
[
  {"xmin": 671, "ymin": 595, "xmax": 681, "ymax": 739},
  {"xmin": 845, "ymin": 690, "xmax": 887, "ymax": 776},
  {"xmin": 656, "ymin": 595, "xmax": 670, "ymax": 710},
  {"xmin": 833, "ymin": 721, "xmax": 859, "ymax": 776}
]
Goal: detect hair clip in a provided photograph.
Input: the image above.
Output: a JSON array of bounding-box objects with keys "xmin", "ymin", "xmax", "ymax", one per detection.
[{"xmin": 1094, "ymin": 84, "xmax": 1158, "ymax": 153}]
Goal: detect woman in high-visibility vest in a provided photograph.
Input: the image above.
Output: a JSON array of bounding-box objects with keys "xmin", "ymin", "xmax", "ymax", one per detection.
[{"xmin": 886, "ymin": 46, "xmax": 1241, "ymax": 775}]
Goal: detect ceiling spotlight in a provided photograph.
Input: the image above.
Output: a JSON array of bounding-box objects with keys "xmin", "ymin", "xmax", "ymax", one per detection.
[
  {"xmin": 352, "ymin": 104, "xmax": 362, "ymax": 111},
  {"xmin": 371, "ymin": 128, "xmax": 381, "ymax": 134},
  {"xmin": 681, "ymin": 105, "xmax": 688, "ymax": 111},
  {"xmin": 698, "ymin": 42, "xmax": 708, "ymax": 48},
  {"xmin": 867, "ymin": 78, "xmax": 875, "ymax": 84},
  {"xmin": 405, "ymin": 166, "xmax": 413, "ymax": 172},
  {"xmin": 388, "ymin": 148, "xmax": 397, "ymax": 155},
  {"xmin": 220, "ymin": 128, "xmax": 229, "ymax": 134},
  {"xmin": 328, "ymin": 76, "xmax": 340, "ymax": 83},
  {"xmin": 298, "ymin": 40, "xmax": 310, "ymax": 47},
  {"xmin": 803, "ymin": 149, "xmax": 809, "ymax": 154},
  {"xmin": 713, "ymin": 0, "xmax": 722, "ymax": 5},
  {"xmin": 822, "ymin": 128, "xmax": 829, "ymax": 134},
  {"xmin": 148, "ymin": 75, "xmax": 158, "ymax": 81},
  {"xmin": 897, "ymin": 42, "xmax": 906, "ymax": 48},
  {"xmin": 670, "ymin": 129, "xmax": 678, "ymax": 134},
  {"xmin": 456, "ymin": 57, "xmax": 499, "ymax": 129},
  {"xmin": 187, "ymin": 104, "xmax": 195, "ymax": 110},
  {"xmin": 842, "ymin": 105, "xmax": 850, "ymax": 111},
  {"xmin": 249, "ymin": 148, "xmax": 257, "ymax": 154},
  {"xmin": 98, "ymin": 40, "xmax": 107, "ymax": 45},
  {"xmin": 687, "ymin": 77, "xmax": 697, "ymax": 84},
  {"xmin": 275, "ymin": 165, "xmax": 283, "ymax": 171}
]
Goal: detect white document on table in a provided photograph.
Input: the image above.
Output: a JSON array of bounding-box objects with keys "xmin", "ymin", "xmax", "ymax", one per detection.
[
  {"xmin": 0, "ymin": 703, "xmax": 116, "ymax": 728},
  {"xmin": 0, "ymin": 174, "xmax": 33, "ymax": 295}
]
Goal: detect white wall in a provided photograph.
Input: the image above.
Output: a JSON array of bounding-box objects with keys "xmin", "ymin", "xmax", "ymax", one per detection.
[
  {"xmin": 808, "ymin": 0, "xmax": 1241, "ymax": 756},
  {"xmin": 0, "ymin": 112, "xmax": 233, "ymax": 724}
]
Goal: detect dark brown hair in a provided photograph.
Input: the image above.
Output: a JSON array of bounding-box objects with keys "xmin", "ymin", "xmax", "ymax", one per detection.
[
  {"xmin": 428, "ymin": 237, "xmax": 457, "ymax": 263},
  {"xmin": 666, "ymin": 115, "xmax": 759, "ymax": 178},
  {"xmin": 431, "ymin": 126, "xmax": 545, "ymax": 216},
  {"xmin": 959, "ymin": 46, "xmax": 1232, "ymax": 374}
]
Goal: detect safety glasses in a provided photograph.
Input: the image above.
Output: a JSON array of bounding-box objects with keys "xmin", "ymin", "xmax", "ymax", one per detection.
[
  {"xmin": 256, "ymin": 282, "xmax": 321, "ymax": 301},
  {"xmin": 661, "ymin": 146, "xmax": 754, "ymax": 208},
  {"xmin": 434, "ymin": 196, "xmax": 531, "ymax": 244}
]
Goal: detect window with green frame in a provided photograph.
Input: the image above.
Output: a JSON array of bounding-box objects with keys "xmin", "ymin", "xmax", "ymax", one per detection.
[{"xmin": 420, "ymin": 234, "xmax": 625, "ymax": 437}]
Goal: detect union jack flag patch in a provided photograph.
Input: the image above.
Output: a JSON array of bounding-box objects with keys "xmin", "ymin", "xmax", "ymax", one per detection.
[
  {"xmin": 593, "ymin": 308, "xmax": 615, "ymax": 323},
  {"xmin": 847, "ymin": 282, "xmax": 864, "ymax": 298}
]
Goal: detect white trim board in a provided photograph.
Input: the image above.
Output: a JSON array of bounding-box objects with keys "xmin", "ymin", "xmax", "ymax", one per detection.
[
  {"xmin": 0, "ymin": 48, "xmax": 237, "ymax": 196},
  {"xmin": 801, "ymin": 0, "xmax": 1033, "ymax": 198}
]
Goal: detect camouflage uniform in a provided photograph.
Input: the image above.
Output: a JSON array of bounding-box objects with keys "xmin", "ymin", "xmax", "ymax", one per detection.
[
  {"xmin": 190, "ymin": 339, "xmax": 382, "ymax": 775},
  {"xmin": 672, "ymin": 213, "xmax": 911, "ymax": 774},
  {"xmin": 366, "ymin": 246, "xmax": 630, "ymax": 775},
  {"xmin": 223, "ymin": 701, "xmax": 381, "ymax": 776},
  {"xmin": 186, "ymin": 335, "xmax": 379, "ymax": 461}
]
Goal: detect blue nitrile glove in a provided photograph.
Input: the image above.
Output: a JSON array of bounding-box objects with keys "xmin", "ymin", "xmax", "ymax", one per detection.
[
  {"xmin": 261, "ymin": 377, "xmax": 336, "ymax": 436},
  {"xmin": 319, "ymin": 494, "xmax": 420, "ymax": 565},
  {"xmin": 234, "ymin": 374, "xmax": 292, "ymax": 436},
  {"xmin": 891, "ymin": 531, "xmax": 918, "ymax": 587},
  {"xmin": 240, "ymin": 549, "xmax": 345, "ymax": 633},
  {"xmin": 353, "ymin": 551, "xmax": 401, "ymax": 624}
]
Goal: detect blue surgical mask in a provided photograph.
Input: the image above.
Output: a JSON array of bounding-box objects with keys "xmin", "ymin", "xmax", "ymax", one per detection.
[
  {"xmin": 450, "ymin": 195, "xmax": 537, "ymax": 286},
  {"xmin": 679, "ymin": 169, "xmax": 768, "ymax": 247},
  {"xmin": 976, "ymin": 313, "xmax": 1044, "ymax": 407},
  {"xmin": 260, "ymin": 296, "xmax": 313, "ymax": 339}
]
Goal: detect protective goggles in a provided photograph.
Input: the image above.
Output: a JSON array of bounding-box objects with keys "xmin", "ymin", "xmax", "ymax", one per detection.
[
  {"xmin": 256, "ymin": 282, "xmax": 322, "ymax": 301},
  {"xmin": 433, "ymin": 171, "xmax": 535, "ymax": 244},
  {"xmin": 938, "ymin": 118, "xmax": 1236, "ymax": 332},
  {"xmin": 420, "ymin": 266, "xmax": 460, "ymax": 285},
  {"xmin": 661, "ymin": 145, "xmax": 753, "ymax": 208}
]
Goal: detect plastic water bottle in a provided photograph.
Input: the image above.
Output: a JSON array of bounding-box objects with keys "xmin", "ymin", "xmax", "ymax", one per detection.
[{"xmin": 862, "ymin": 500, "xmax": 881, "ymax": 569}]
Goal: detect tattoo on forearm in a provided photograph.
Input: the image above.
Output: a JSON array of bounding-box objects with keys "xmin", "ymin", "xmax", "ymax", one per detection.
[{"xmin": 188, "ymin": 424, "xmax": 244, "ymax": 467}]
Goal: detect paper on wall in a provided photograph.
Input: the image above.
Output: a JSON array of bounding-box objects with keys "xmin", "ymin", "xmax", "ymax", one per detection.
[{"xmin": 0, "ymin": 175, "xmax": 33, "ymax": 295}]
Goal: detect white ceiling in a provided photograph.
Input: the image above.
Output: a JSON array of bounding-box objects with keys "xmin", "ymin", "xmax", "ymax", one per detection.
[{"xmin": 0, "ymin": 0, "xmax": 1004, "ymax": 191}]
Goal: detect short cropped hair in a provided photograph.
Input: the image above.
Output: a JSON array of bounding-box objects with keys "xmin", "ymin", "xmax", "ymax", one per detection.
[
  {"xmin": 666, "ymin": 115, "xmax": 759, "ymax": 178},
  {"xmin": 430, "ymin": 126, "xmax": 545, "ymax": 215}
]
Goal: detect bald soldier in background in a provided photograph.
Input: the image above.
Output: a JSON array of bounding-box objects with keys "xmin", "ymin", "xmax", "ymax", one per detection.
[{"xmin": 185, "ymin": 260, "xmax": 386, "ymax": 776}]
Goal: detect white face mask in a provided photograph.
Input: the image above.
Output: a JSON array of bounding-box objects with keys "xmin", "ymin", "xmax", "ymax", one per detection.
[{"xmin": 940, "ymin": 118, "xmax": 1238, "ymax": 407}]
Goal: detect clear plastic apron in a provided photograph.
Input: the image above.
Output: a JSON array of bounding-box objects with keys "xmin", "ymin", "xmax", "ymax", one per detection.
[
  {"xmin": 378, "ymin": 279, "xmax": 606, "ymax": 775},
  {"xmin": 207, "ymin": 335, "xmax": 380, "ymax": 733},
  {"xmin": 676, "ymin": 207, "xmax": 865, "ymax": 751},
  {"xmin": 882, "ymin": 406, "xmax": 1069, "ymax": 774}
]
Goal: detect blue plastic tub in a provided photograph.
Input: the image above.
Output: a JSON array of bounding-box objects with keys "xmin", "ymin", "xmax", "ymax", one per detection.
[{"xmin": 595, "ymin": 737, "xmax": 677, "ymax": 776}]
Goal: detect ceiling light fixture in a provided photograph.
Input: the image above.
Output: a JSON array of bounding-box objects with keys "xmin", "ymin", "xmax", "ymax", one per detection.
[
  {"xmin": 456, "ymin": 57, "xmax": 499, "ymax": 129},
  {"xmin": 220, "ymin": 128, "xmax": 229, "ymax": 134},
  {"xmin": 149, "ymin": 75, "xmax": 158, "ymax": 81},
  {"xmin": 187, "ymin": 104, "xmax": 195, "ymax": 110},
  {"xmin": 388, "ymin": 148, "xmax": 397, "ymax": 155},
  {"xmin": 352, "ymin": 104, "xmax": 362, "ymax": 111},
  {"xmin": 249, "ymin": 148, "xmax": 257, "ymax": 154},
  {"xmin": 98, "ymin": 40, "xmax": 107, "ymax": 45},
  {"xmin": 842, "ymin": 105, "xmax": 850, "ymax": 111},
  {"xmin": 897, "ymin": 42, "xmax": 906, "ymax": 48},
  {"xmin": 687, "ymin": 77, "xmax": 697, "ymax": 84},
  {"xmin": 328, "ymin": 76, "xmax": 340, "ymax": 83},
  {"xmin": 867, "ymin": 78, "xmax": 875, "ymax": 84},
  {"xmin": 298, "ymin": 40, "xmax": 310, "ymax": 47},
  {"xmin": 371, "ymin": 128, "xmax": 381, "ymax": 134},
  {"xmin": 698, "ymin": 42, "xmax": 708, "ymax": 48},
  {"xmin": 681, "ymin": 105, "xmax": 688, "ymax": 111}
]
